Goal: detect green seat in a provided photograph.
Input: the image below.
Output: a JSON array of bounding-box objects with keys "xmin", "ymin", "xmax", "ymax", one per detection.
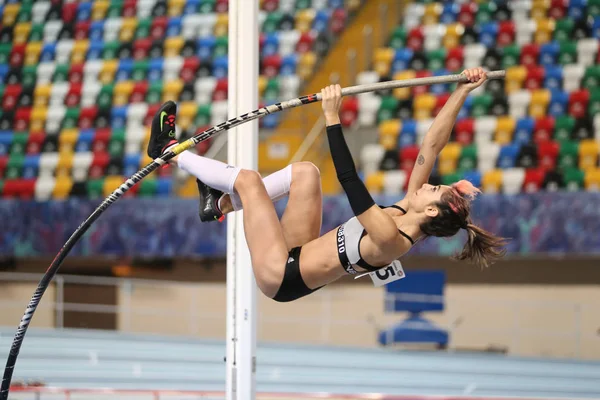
[
  {"xmin": 6, "ymin": 153, "xmax": 25, "ymax": 179},
  {"xmin": 583, "ymin": 66, "xmax": 600, "ymax": 89},
  {"xmin": 62, "ymin": 107, "xmax": 80, "ymax": 129},
  {"xmin": 0, "ymin": 44, "xmax": 11, "ymax": 64},
  {"xmin": 109, "ymin": 128, "xmax": 126, "ymax": 157},
  {"xmin": 558, "ymin": 41, "xmax": 577, "ymax": 65},
  {"xmin": 29, "ymin": 24, "xmax": 44, "ymax": 42},
  {"xmin": 264, "ymin": 79, "xmax": 280, "ymax": 101},
  {"xmin": 377, "ymin": 96, "xmax": 398, "ymax": 123},
  {"xmin": 295, "ymin": 0, "xmax": 311, "ymax": 9},
  {"xmin": 389, "ymin": 27, "xmax": 407, "ymax": 49},
  {"xmin": 107, "ymin": 0, "xmax": 123, "ymax": 18},
  {"xmin": 588, "ymin": 88, "xmax": 600, "ymax": 116},
  {"xmin": 263, "ymin": 12, "xmax": 282, "ymax": 33},
  {"xmin": 135, "ymin": 18, "xmax": 152, "ymax": 39},
  {"xmin": 87, "ymin": 179, "xmax": 105, "ymax": 198},
  {"xmin": 558, "ymin": 141, "xmax": 579, "ymax": 169},
  {"xmin": 502, "ymin": 45, "xmax": 521, "ymax": 69},
  {"xmin": 214, "ymin": 36, "xmax": 228, "ymax": 57},
  {"xmin": 97, "ymin": 84, "xmax": 115, "ymax": 110},
  {"xmin": 199, "ymin": 0, "xmax": 216, "ymax": 13},
  {"xmin": 146, "ymin": 81, "xmax": 164, "ymax": 104},
  {"xmin": 458, "ymin": 145, "xmax": 477, "ymax": 172},
  {"xmin": 132, "ymin": 60, "xmax": 148, "ymax": 81},
  {"xmin": 53, "ymin": 64, "xmax": 69, "ymax": 83},
  {"xmin": 590, "ymin": 0, "xmax": 600, "ymax": 17},
  {"xmin": 103, "ymin": 41, "xmax": 120, "ymax": 60},
  {"xmin": 0, "ymin": 180, "xmax": 3, "ymax": 195},
  {"xmin": 10, "ymin": 133, "xmax": 28, "ymax": 155},
  {"xmin": 475, "ymin": 2, "xmax": 496, "ymax": 23},
  {"xmin": 427, "ymin": 49, "xmax": 447, "ymax": 71},
  {"xmin": 441, "ymin": 172, "xmax": 463, "ymax": 186},
  {"xmin": 471, "ymin": 94, "xmax": 492, "ymax": 117},
  {"xmin": 554, "ymin": 116, "xmax": 574, "ymax": 143},
  {"xmin": 22, "ymin": 65, "xmax": 37, "ymax": 88},
  {"xmin": 554, "ymin": 19, "xmax": 573, "ymax": 42},
  {"xmin": 17, "ymin": 3, "xmax": 33, "ymax": 23},
  {"xmin": 564, "ymin": 167, "xmax": 584, "ymax": 191},
  {"xmin": 195, "ymin": 104, "xmax": 212, "ymax": 126},
  {"xmin": 138, "ymin": 179, "xmax": 158, "ymax": 196}
]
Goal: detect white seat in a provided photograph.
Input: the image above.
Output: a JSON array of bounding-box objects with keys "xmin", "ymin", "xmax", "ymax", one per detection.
[
  {"xmin": 211, "ymin": 101, "xmax": 229, "ymax": 126},
  {"xmin": 510, "ymin": 0, "xmax": 533, "ymax": 22},
  {"xmin": 38, "ymin": 152, "xmax": 59, "ymax": 177},
  {"xmin": 83, "ymin": 60, "xmax": 103, "ymax": 83},
  {"xmin": 45, "ymin": 105, "xmax": 66, "ymax": 133},
  {"xmin": 357, "ymin": 93, "xmax": 381, "ymax": 127},
  {"xmin": 279, "ymin": 30, "xmax": 301, "ymax": 56},
  {"xmin": 312, "ymin": 0, "xmax": 328, "ymax": 10},
  {"xmin": 515, "ymin": 19, "xmax": 536, "ymax": 46},
  {"xmin": 49, "ymin": 82, "xmax": 70, "ymax": 107},
  {"xmin": 356, "ymin": 71, "xmax": 380, "ymax": 86},
  {"xmin": 508, "ymin": 90, "xmax": 532, "ymax": 119},
  {"xmin": 182, "ymin": 14, "xmax": 202, "ymax": 40},
  {"xmin": 104, "ymin": 18, "xmax": 123, "ymax": 42},
  {"xmin": 474, "ymin": 116, "xmax": 497, "ymax": 144},
  {"xmin": 403, "ymin": 4, "xmax": 424, "ymax": 30},
  {"xmin": 563, "ymin": 63, "xmax": 585, "ymax": 93},
  {"xmin": 127, "ymin": 103, "xmax": 149, "ymax": 124},
  {"xmin": 577, "ymin": 39, "xmax": 599, "ymax": 68},
  {"xmin": 32, "ymin": 2, "xmax": 51, "ymax": 24},
  {"xmin": 279, "ymin": 0, "xmax": 296, "ymax": 13},
  {"xmin": 280, "ymin": 75, "xmax": 300, "ymax": 99},
  {"xmin": 43, "ymin": 21, "xmax": 63, "ymax": 43},
  {"xmin": 383, "ymin": 170, "xmax": 407, "ymax": 195},
  {"xmin": 163, "ymin": 56, "xmax": 184, "ymax": 81},
  {"xmin": 258, "ymin": 11, "xmax": 267, "ymax": 32},
  {"xmin": 195, "ymin": 77, "xmax": 217, "ymax": 105},
  {"xmin": 125, "ymin": 124, "xmax": 146, "ymax": 148},
  {"xmin": 137, "ymin": 0, "xmax": 156, "ymax": 19},
  {"xmin": 423, "ymin": 24, "xmax": 446, "ymax": 52},
  {"xmin": 197, "ymin": 14, "xmax": 217, "ymax": 38},
  {"xmin": 81, "ymin": 81, "xmax": 102, "ymax": 108},
  {"xmin": 34, "ymin": 176, "xmax": 56, "ymax": 201},
  {"xmin": 502, "ymin": 168, "xmax": 526, "ymax": 195},
  {"xmin": 36, "ymin": 62, "xmax": 56, "ymax": 85},
  {"xmin": 594, "ymin": 115, "xmax": 600, "ymax": 141},
  {"xmin": 416, "ymin": 119, "xmax": 434, "ymax": 146},
  {"xmin": 72, "ymin": 152, "xmax": 93, "ymax": 181},
  {"xmin": 55, "ymin": 40, "xmax": 74, "ymax": 64},
  {"xmin": 477, "ymin": 142, "xmax": 500, "ymax": 174},
  {"xmin": 360, "ymin": 143, "xmax": 386, "ymax": 177},
  {"xmin": 463, "ymin": 43, "xmax": 487, "ymax": 69}
]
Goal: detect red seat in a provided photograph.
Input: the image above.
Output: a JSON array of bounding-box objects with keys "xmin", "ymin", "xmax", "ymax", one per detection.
[
  {"xmin": 446, "ymin": 46, "xmax": 464, "ymax": 72},
  {"xmin": 89, "ymin": 151, "xmax": 110, "ymax": 178},
  {"xmin": 9, "ymin": 44, "xmax": 25, "ymax": 68},
  {"xmin": 216, "ymin": 0, "xmax": 229, "ymax": 13},
  {"xmin": 340, "ymin": 97, "xmax": 358, "ymax": 127},
  {"xmin": 534, "ymin": 116, "xmax": 555, "ymax": 144},
  {"xmin": 259, "ymin": 33, "xmax": 266, "ymax": 53},
  {"xmin": 79, "ymin": 106, "xmax": 99, "ymax": 129},
  {"xmin": 65, "ymin": 83, "xmax": 82, "ymax": 107},
  {"xmin": 181, "ymin": 57, "xmax": 200, "ymax": 83},
  {"xmin": 400, "ymin": 145, "xmax": 420, "ymax": 173},
  {"xmin": 407, "ymin": 27, "xmax": 424, "ymax": 51},
  {"xmin": 330, "ymin": 9, "xmax": 347, "ymax": 35},
  {"xmin": 2, "ymin": 179, "xmax": 36, "ymax": 199},
  {"xmin": 523, "ymin": 168, "xmax": 545, "ymax": 192},
  {"xmin": 3, "ymin": 84, "xmax": 22, "ymax": 111},
  {"xmin": 0, "ymin": 156, "xmax": 7, "ymax": 178},
  {"xmin": 14, "ymin": 107, "xmax": 31, "ymax": 132},
  {"xmin": 455, "ymin": 118, "xmax": 475, "ymax": 145},
  {"xmin": 413, "ymin": 70, "xmax": 432, "ymax": 96},
  {"xmin": 525, "ymin": 66, "xmax": 545, "ymax": 90},
  {"xmin": 458, "ymin": 2, "xmax": 477, "ymax": 27},
  {"xmin": 213, "ymin": 78, "xmax": 228, "ymax": 101},
  {"xmin": 133, "ymin": 38, "xmax": 152, "ymax": 60},
  {"xmin": 151, "ymin": 17, "xmax": 168, "ymax": 41},
  {"xmin": 144, "ymin": 104, "xmax": 161, "ymax": 126},
  {"xmin": 131, "ymin": 81, "xmax": 149, "ymax": 103},
  {"xmin": 537, "ymin": 140, "xmax": 559, "ymax": 170},
  {"xmin": 92, "ymin": 128, "xmax": 111, "ymax": 152},
  {"xmin": 520, "ymin": 44, "xmax": 540, "ymax": 67},
  {"xmin": 75, "ymin": 21, "xmax": 91, "ymax": 40},
  {"xmin": 262, "ymin": 0, "xmax": 279, "ymax": 12},
  {"xmin": 123, "ymin": 0, "xmax": 138, "ymax": 17},
  {"xmin": 433, "ymin": 93, "xmax": 451, "ymax": 117},
  {"xmin": 69, "ymin": 63, "xmax": 85, "ymax": 84},
  {"xmin": 262, "ymin": 55, "xmax": 282, "ymax": 78},
  {"xmin": 296, "ymin": 33, "xmax": 314, "ymax": 54},
  {"xmin": 569, "ymin": 89, "xmax": 590, "ymax": 119},
  {"xmin": 497, "ymin": 21, "xmax": 515, "ymax": 47},
  {"xmin": 62, "ymin": 2, "xmax": 78, "ymax": 23},
  {"xmin": 549, "ymin": 0, "xmax": 568, "ymax": 19},
  {"xmin": 26, "ymin": 133, "xmax": 45, "ymax": 154}
]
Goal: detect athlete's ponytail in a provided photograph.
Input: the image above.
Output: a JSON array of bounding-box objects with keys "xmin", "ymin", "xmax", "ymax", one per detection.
[{"xmin": 454, "ymin": 220, "xmax": 507, "ymax": 268}]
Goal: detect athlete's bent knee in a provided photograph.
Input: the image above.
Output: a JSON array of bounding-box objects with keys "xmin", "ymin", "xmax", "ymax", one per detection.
[
  {"xmin": 292, "ymin": 161, "xmax": 321, "ymax": 184},
  {"xmin": 234, "ymin": 169, "xmax": 263, "ymax": 192}
]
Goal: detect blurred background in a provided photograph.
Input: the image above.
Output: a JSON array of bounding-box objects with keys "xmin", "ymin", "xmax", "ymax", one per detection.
[{"xmin": 1, "ymin": 0, "xmax": 600, "ymax": 399}]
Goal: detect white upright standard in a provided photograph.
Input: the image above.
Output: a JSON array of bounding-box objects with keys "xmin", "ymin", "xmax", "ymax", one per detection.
[{"xmin": 226, "ymin": 1, "xmax": 258, "ymax": 400}]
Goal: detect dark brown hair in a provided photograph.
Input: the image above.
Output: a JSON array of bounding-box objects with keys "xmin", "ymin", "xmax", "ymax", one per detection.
[{"xmin": 419, "ymin": 180, "xmax": 507, "ymax": 268}]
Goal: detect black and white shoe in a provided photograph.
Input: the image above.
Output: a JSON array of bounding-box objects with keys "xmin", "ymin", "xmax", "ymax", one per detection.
[
  {"xmin": 197, "ymin": 179, "xmax": 225, "ymax": 222},
  {"xmin": 147, "ymin": 101, "xmax": 178, "ymax": 159}
]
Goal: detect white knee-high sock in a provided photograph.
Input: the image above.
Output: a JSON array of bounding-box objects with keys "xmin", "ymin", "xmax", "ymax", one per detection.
[
  {"xmin": 177, "ymin": 151, "xmax": 241, "ymax": 194},
  {"xmin": 229, "ymin": 164, "xmax": 293, "ymax": 211}
]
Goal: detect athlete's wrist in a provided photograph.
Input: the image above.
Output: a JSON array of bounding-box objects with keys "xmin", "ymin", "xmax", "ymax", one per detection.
[{"xmin": 325, "ymin": 113, "xmax": 341, "ymax": 126}]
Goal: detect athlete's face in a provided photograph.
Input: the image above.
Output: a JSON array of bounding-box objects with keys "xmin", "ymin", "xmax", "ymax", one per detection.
[{"xmin": 409, "ymin": 183, "xmax": 452, "ymax": 216}]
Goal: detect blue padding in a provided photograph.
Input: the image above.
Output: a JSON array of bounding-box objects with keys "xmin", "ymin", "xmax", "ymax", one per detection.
[
  {"xmin": 498, "ymin": 144, "xmax": 519, "ymax": 168},
  {"xmin": 385, "ymin": 270, "xmax": 445, "ymax": 312},
  {"xmin": 378, "ymin": 316, "xmax": 449, "ymax": 346}
]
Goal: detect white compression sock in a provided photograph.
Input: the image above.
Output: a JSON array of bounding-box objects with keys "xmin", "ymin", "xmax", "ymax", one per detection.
[
  {"xmin": 229, "ymin": 164, "xmax": 293, "ymax": 211},
  {"xmin": 177, "ymin": 151, "xmax": 241, "ymax": 194}
]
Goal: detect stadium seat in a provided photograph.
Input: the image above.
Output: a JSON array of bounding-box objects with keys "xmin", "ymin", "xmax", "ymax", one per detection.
[
  {"xmin": 529, "ymin": 89, "xmax": 551, "ymax": 118},
  {"xmin": 495, "ymin": 116, "xmax": 515, "ymax": 145},
  {"xmin": 579, "ymin": 139, "xmax": 599, "ymax": 171},
  {"xmin": 498, "ymin": 144, "xmax": 519, "ymax": 169},
  {"xmin": 569, "ymin": 89, "xmax": 590, "ymax": 119},
  {"xmin": 365, "ymin": 171, "xmax": 384, "ymax": 193},
  {"xmin": 584, "ymin": 168, "xmax": 600, "ymax": 190},
  {"xmin": 482, "ymin": 169, "xmax": 502, "ymax": 193},
  {"xmin": 438, "ymin": 142, "xmax": 461, "ymax": 175},
  {"xmin": 523, "ymin": 167, "xmax": 545, "ymax": 192},
  {"xmin": 534, "ymin": 116, "xmax": 556, "ymax": 143},
  {"xmin": 502, "ymin": 168, "xmax": 526, "ymax": 195},
  {"xmin": 559, "ymin": 140, "xmax": 579, "ymax": 169}
]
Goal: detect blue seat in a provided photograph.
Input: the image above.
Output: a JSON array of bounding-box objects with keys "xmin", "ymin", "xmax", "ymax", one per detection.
[
  {"xmin": 262, "ymin": 112, "xmax": 280, "ymax": 129},
  {"xmin": 40, "ymin": 43, "xmax": 56, "ymax": 62},
  {"xmin": 440, "ymin": 3, "xmax": 459, "ymax": 24},
  {"xmin": 312, "ymin": 10, "xmax": 330, "ymax": 33},
  {"xmin": 568, "ymin": 0, "xmax": 587, "ymax": 20},
  {"xmin": 76, "ymin": 129, "xmax": 95, "ymax": 153},
  {"xmin": 463, "ymin": 170, "xmax": 482, "ymax": 187},
  {"xmin": 0, "ymin": 64, "xmax": 9, "ymax": 83},
  {"xmin": 539, "ymin": 41, "xmax": 559, "ymax": 66},
  {"xmin": 148, "ymin": 58, "xmax": 164, "ymax": 82},
  {"xmin": 124, "ymin": 153, "xmax": 141, "ymax": 176},
  {"xmin": 457, "ymin": 96, "xmax": 473, "ymax": 120},
  {"xmin": 111, "ymin": 106, "xmax": 128, "ymax": 130},
  {"xmin": 479, "ymin": 22, "xmax": 498, "ymax": 48},
  {"xmin": 328, "ymin": 0, "xmax": 344, "ymax": 7},
  {"xmin": 262, "ymin": 33, "xmax": 279, "ymax": 57},
  {"xmin": 156, "ymin": 177, "xmax": 172, "ymax": 197},
  {"xmin": 89, "ymin": 21, "xmax": 104, "ymax": 42},
  {"xmin": 399, "ymin": 130, "xmax": 416, "ymax": 149},
  {"xmin": 167, "ymin": 16, "xmax": 182, "ymax": 37},
  {"xmin": 514, "ymin": 117, "xmax": 534, "ymax": 145},
  {"xmin": 184, "ymin": 0, "xmax": 201, "ymax": 15},
  {"xmin": 77, "ymin": 2, "xmax": 92, "ymax": 22},
  {"xmin": 116, "ymin": 59, "xmax": 134, "ymax": 82},
  {"xmin": 197, "ymin": 36, "xmax": 216, "ymax": 59},
  {"xmin": 544, "ymin": 65, "xmax": 563, "ymax": 90},
  {"xmin": 593, "ymin": 17, "xmax": 600, "ymax": 39},
  {"xmin": 0, "ymin": 131, "xmax": 13, "ymax": 156},
  {"xmin": 87, "ymin": 41, "xmax": 104, "ymax": 61},
  {"xmin": 22, "ymin": 154, "xmax": 40, "ymax": 179},
  {"xmin": 549, "ymin": 89, "xmax": 568, "ymax": 117},
  {"xmin": 280, "ymin": 54, "xmax": 297, "ymax": 75},
  {"xmin": 430, "ymin": 69, "xmax": 451, "ymax": 94},
  {"xmin": 497, "ymin": 144, "xmax": 519, "ymax": 168},
  {"xmin": 212, "ymin": 56, "xmax": 228, "ymax": 79},
  {"xmin": 392, "ymin": 48, "xmax": 413, "ymax": 73}
]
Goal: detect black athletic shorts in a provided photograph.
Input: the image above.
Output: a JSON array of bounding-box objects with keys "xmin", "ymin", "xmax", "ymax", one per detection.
[{"xmin": 272, "ymin": 246, "xmax": 323, "ymax": 302}]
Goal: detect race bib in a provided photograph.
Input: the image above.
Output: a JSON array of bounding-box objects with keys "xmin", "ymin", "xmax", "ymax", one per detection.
[{"xmin": 367, "ymin": 260, "xmax": 405, "ymax": 287}]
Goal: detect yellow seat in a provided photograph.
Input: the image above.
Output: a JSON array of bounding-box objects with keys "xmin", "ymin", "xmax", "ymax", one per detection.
[
  {"xmin": 531, "ymin": 0, "xmax": 550, "ymax": 20},
  {"xmin": 103, "ymin": 176, "xmax": 125, "ymax": 197},
  {"xmin": 34, "ymin": 85, "xmax": 52, "ymax": 108},
  {"xmin": 423, "ymin": 3, "xmax": 442, "ymax": 25},
  {"xmin": 163, "ymin": 79, "xmax": 184, "ymax": 103},
  {"xmin": 178, "ymin": 102, "xmax": 198, "ymax": 131},
  {"xmin": 178, "ymin": 177, "xmax": 200, "ymax": 198},
  {"xmin": 114, "ymin": 81, "xmax": 135, "ymax": 106},
  {"xmin": 164, "ymin": 36, "xmax": 185, "ymax": 57},
  {"xmin": 30, "ymin": 106, "xmax": 48, "ymax": 132},
  {"xmin": 56, "ymin": 150, "xmax": 74, "ymax": 177},
  {"xmin": 214, "ymin": 14, "xmax": 229, "ymax": 37},
  {"xmin": 482, "ymin": 169, "xmax": 503, "ymax": 193},
  {"xmin": 295, "ymin": 9, "xmax": 315, "ymax": 33},
  {"xmin": 438, "ymin": 142, "xmax": 462, "ymax": 175},
  {"xmin": 585, "ymin": 168, "xmax": 600, "ymax": 190},
  {"xmin": 443, "ymin": 23, "xmax": 464, "ymax": 49},
  {"xmin": 59, "ymin": 129, "xmax": 79, "ymax": 152},
  {"xmin": 505, "ymin": 66, "xmax": 527, "ymax": 94},
  {"xmin": 71, "ymin": 40, "xmax": 90, "ymax": 65},
  {"xmin": 99, "ymin": 60, "xmax": 119, "ymax": 85},
  {"xmin": 495, "ymin": 116, "xmax": 516, "ymax": 145},
  {"xmin": 258, "ymin": 75, "xmax": 268, "ymax": 97},
  {"xmin": 579, "ymin": 139, "xmax": 599, "ymax": 171},
  {"xmin": 168, "ymin": 0, "xmax": 186, "ymax": 17},
  {"xmin": 13, "ymin": 22, "xmax": 31, "ymax": 45},
  {"xmin": 393, "ymin": 70, "xmax": 416, "ymax": 100},
  {"xmin": 120, "ymin": 18, "xmax": 138, "ymax": 42},
  {"xmin": 2, "ymin": 4, "xmax": 20, "ymax": 26},
  {"xmin": 91, "ymin": 0, "xmax": 109, "ymax": 21},
  {"xmin": 373, "ymin": 48, "xmax": 394, "ymax": 77},
  {"xmin": 534, "ymin": 18, "xmax": 555, "ymax": 44},
  {"xmin": 529, "ymin": 89, "xmax": 551, "ymax": 118},
  {"xmin": 379, "ymin": 119, "xmax": 402, "ymax": 150},
  {"xmin": 52, "ymin": 176, "xmax": 73, "ymax": 199},
  {"xmin": 413, "ymin": 93, "xmax": 437, "ymax": 120},
  {"xmin": 365, "ymin": 172, "xmax": 385, "ymax": 194},
  {"xmin": 25, "ymin": 42, "xmax": 43, "ymax": 66},
  {"xmin": 297, "ymin": 52, "xmax": 316, "ymax": 80}
]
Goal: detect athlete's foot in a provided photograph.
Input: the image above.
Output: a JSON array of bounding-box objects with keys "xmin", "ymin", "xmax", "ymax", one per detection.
[
  {"xmin": 197, "ymin": 179, "xmax": 226, "ymax": 222},
  {"xmin": 148, "ymin": 101, "xmax": 178, "ymax": 160}
]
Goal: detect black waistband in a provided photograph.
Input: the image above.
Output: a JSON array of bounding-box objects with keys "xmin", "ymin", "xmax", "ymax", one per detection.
[{"xmin": 336, "ymin": 225, "xmax": 358, "ymax": 275}]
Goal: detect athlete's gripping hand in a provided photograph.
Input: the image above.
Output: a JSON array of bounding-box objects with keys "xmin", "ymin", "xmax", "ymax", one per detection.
[
  {"xmin": 457, "ymin": 67, "xmax": 487, "ymax": 93},
  {"xmin": 321, "ymin": 84, "xmax": 342, "ymax": 126}
]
